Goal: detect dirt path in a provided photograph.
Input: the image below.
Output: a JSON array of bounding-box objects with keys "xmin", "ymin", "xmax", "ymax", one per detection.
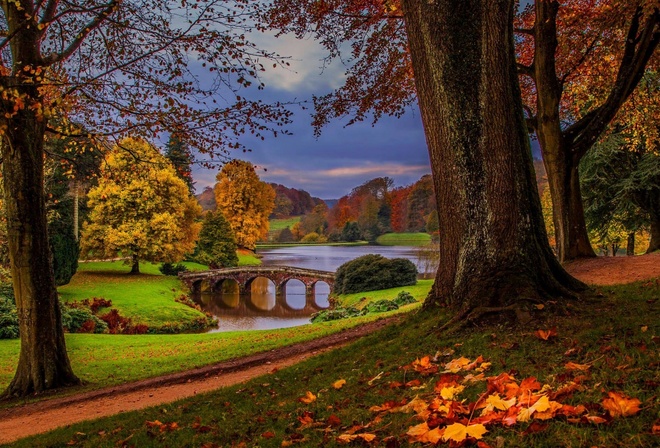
[
  {"xmin": 0, "ymin": 317, "xmax": 401, "ymax": 445},
  {"xmin": 564, "ymin": 251, "xmax": 660, "ymax": 285}
]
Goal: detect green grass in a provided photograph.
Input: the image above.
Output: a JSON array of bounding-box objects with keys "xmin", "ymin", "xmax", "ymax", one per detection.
[
  {"xmin": 58, "ymin": 262, "xmax": 205, "ymax": 329},
  {"xmin": 269, "ymin": 216, "xmax": 302, "ymax": 233},
  {"xmin": 337, "ymin": 279, "xmax": 432, "ymax": 309},
  {"xmin": 11, "ymin": 279, "xmax": 659, "ymax": 447},
  {"xmin": 0, "ymin": 282, "xmax": 433, "ymax": 399},
  {"xmin": 237, "ymin": 250, "xmax": 261, "ymax": 266},
  {"xmin": 376, "ymin": 232, "xmax": 432, "ymax": 246}
]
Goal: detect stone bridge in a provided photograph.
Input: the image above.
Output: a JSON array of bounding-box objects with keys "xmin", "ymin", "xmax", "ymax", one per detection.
[{"xmin": 179, "ymin": 266, "xmax": 335, "ymax": 300}]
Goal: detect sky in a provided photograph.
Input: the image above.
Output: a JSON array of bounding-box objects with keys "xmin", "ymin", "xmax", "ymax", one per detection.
[
  {"xmin": 191, "ymin": 32, "xmax": 431, "ymax": 200},
  {"xmin": 192, "ymin": 1, "xmax": 538, "ymax": 200}
]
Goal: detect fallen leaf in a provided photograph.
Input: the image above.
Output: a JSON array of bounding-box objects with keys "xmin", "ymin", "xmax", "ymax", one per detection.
[
  {"xmin": 535, "ymin": 328, "xmax": 558, "ymax": 341},
  {"xmin": 332, "ymin": 379, "xmax": 346, "ymax": 390},
  {"xmin": 262, "ymin": 431, "xmax": 275, "ymax": 439},
  {"xmin": 641, "ymin": 325, "xmax": 648, "ymax": 332},
  {"xmin": 298, "ymin": 391, "xmax": 317, "ymax": 404},
  {"xmin": 564, "ymin": 362, "xmax": 590, "ymax": 371},
  {"xmin": 442, "ymin": 422, "xmax": 488, "ymax": 442},
  {"xmin": 337, "ymin": 433, "xmax": 376, "ymax": 444},
  {"xmin": 517, "ymin": 395, "xmax": 551, "ymax": 422},
  {"xmin": 601, "ymin": 391, "xmax": 641, "ymax": 417},
  {"xmin": 439, "ymin": 385, "xmax": 465, "ymax": 401},
  {"xmin": 407, "ymin": 422, "xmax": 444, "ymax": 444},
  {"xmin": 326, "ymin": 414, "xmax": 342, "ymax": 427},
  {"xmin": 534, "ymin": 304, "xmax": 545, "ymax": 310},
  {"xmin": 523, "ymin": 421, "xmax": 548, "ymax": 435}
]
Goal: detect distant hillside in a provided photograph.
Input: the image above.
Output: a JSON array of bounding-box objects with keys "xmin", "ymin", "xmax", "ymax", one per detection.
[
  {"xmin": 269, "ymin": 183, "xmax": 325, "ymax": 218},
  {"xmin": 196, "ymin": 186, "xmax": 216, "ymax": 211}
]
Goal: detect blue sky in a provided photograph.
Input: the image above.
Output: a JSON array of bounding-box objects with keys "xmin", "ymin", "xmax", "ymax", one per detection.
[{"xmin": 192, "ymin": 31, "xmax": 431, "ymax": 199}]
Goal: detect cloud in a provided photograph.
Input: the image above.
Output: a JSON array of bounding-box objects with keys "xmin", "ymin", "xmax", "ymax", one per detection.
[
  {"xmin": 320, "ymin": 164, "xmax": 429, "ymax": 178},
  {"xmin": 249, "ymin": 31, "xmax": 346, "ymax": 93}
]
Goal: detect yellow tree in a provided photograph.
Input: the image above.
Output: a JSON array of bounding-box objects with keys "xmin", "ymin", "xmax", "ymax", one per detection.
[
  {"xmin": 81, "ymin": 138, "xmax": 201, "ymax": 274},
  {"xmin": 214, "ymin": 160, "xmax": 275, "ymax": 250}
]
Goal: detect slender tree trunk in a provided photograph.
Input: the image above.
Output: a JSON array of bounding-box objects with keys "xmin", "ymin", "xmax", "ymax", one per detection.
[
  {"xmin": 534, "ymin": 0, "xmax": 595, "ymax": 263},
  {"xmin": 1, "ymin": 106, "xmax": 79, "ymax": 397},
  {"xmin": 401, "ymin": 0, "xmax": 585, "ymax": 314},
  {"xmin": 627, "ymin": 232, "xmax": 635, "ymax": 256},
  {"xmin": 130, "ymin": 254, "xmax": 140, "ymax": 275},
  {"xmin": 647, "ymin": 215, "xmax": 660, "ymax": 253}
]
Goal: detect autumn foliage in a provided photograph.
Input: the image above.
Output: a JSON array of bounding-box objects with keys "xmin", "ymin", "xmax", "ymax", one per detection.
[
  {"xmin": 80, "ymin": 138, "xmax": 201, "ymax": 273},
  {"xmin": 214, "ymin": 160, "xmax": 275, "ymax": 250}
]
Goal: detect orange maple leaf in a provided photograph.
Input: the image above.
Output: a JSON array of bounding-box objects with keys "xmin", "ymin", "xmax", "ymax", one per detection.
[
  {"xmin": 535, "ymin": 328, "xmax": 558, "ymax": 341},
  {"xmin": 601, "ymin": 391, "xmax": 641, "ymax": 418}
]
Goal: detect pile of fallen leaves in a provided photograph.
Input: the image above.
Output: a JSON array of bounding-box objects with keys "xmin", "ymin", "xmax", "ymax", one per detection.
[{"xmin": 291, "ymin": 351, "xmax": 644, "ymax": 446}]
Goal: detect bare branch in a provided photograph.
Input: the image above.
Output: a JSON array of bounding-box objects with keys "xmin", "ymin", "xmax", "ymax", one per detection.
[{"xmin": 41, "ymin": 1, "xmax": 119, "ymax": 66}]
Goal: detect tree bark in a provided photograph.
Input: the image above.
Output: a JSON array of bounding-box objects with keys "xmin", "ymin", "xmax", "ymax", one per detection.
[
  {"xmin": 648, "ymin": 214, "xmax": 660, "ymax": 253},
  {"xmin": 627, "ymin": 232, "xmax": 635, "ymax": 256},
  {"xmin": 401, "ymin": 0, "xmax": 585, "ymax": 313},
  {"xmin": 1, "ymin": 105, "xmax": 80, "ymax": 397},
  {"xmin": 0, "ymin": 2, "xmax": 79, "ymax": 397},
  {"xmin": 130, "ymin": 254, "xmax": 140, "ymax": 275},
  {"xmin": 531, "ymin": 3, "xmax": 659, "ymax": 263},
  {"xmin": 533, "ymin": 0, "xmax": 595, "ymax": 263}
]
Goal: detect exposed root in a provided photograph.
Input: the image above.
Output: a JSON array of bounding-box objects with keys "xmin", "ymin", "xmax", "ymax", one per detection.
[{"xmin": 435, "ymin": 304, "xmax": 522, "ymax": 335}]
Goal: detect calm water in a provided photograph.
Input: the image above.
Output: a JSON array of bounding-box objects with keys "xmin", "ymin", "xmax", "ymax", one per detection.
[{"xmin": 193, "ymin": 245, "xmax": 424, "ymax": 332}]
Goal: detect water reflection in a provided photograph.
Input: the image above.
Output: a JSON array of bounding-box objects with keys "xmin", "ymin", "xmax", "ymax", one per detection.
[{"xmin": 192, "ymin": 277, "xmax": 330, "ymax": 332}]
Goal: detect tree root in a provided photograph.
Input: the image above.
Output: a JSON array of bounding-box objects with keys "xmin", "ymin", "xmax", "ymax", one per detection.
[{"xmin": 435, "ymin": 304, "xmax": 521, "ymax": 335}]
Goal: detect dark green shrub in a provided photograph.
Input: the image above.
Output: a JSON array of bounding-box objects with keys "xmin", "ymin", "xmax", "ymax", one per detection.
[
  {"xmin": 50, "ymin": 226, "xmax": 79, "ymax": 286},
  {"xmin": 159, "ymin": 262, "xmax": 189, "ymax": 276},
  {"xmin": 310, "ymin": 307, "xmax": 363, "ymax": 323},
  {"xmin": 364, "ymin": 299, "xmax": 399, "ymax": 313},
  {"xmin": 61, "ymin": 303, "xmax": 108, "ymax": 334},
  {"xmin": 393, "ymin": 291, "xmax": 417, "ymax": 306},
  {"xmin": 334, "ymin": 254, "xmax": 417, "ymax": 294}
]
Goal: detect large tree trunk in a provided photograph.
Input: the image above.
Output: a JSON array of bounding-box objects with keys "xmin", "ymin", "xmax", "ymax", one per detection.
[
  {"xmin": 401, "ymin": 0, "xmax": 585, "ymax": 313},
  {"xmin": 1, "ymin": 106, "xmax": 80, "ymax": 397},
  {"xmin": 533, "ymin": 0, "xmax": 595, "ymax": 263}
]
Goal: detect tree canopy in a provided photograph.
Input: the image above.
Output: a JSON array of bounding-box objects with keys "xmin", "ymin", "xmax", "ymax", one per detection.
[
  {"xmin": 214, "ymin": 160, "xmax": 276, "ymax": 250},
  {"xmin": 80, "ymin": 138, "xmax": 201, "ymax": 274},
  {"xmin": 196, "ymin": 210, "xmax": 239, "ymax": 269}
]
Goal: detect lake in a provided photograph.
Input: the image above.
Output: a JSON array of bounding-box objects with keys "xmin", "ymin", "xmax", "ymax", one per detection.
[{"xmin": 192, "ymin": 244, "xmax": 428, "ymax": 332}]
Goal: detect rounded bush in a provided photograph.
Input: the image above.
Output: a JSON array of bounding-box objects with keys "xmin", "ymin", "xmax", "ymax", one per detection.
[{"xmin": 334, "ymin": 254, "xmax": 418, "ymax": 294}]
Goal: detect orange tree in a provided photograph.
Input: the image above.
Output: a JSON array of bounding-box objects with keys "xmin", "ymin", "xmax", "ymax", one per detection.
[
  {"xmin": 214, "ymin": 160, "xmax": 276, "ymax": 250},
  {"xmin": 0, "ymin": 1, "xmax": 291, "ymax": 397},
  {"xmin": 267, "ymin": 0, "xmax": 585, "ymax": 315},
  {"xmin": 264, "ymin": 0, "xmax": 660, "ymax": 262}
]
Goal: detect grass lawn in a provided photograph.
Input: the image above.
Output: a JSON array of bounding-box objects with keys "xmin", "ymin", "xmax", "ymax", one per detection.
[
  {"xmin": 338, "ymin": 279, "xmax": 432, "ymax": 309},
  {"xmin": 269, "ymin": 216, "xmax": 302, "ymax": 233},
  {"xmin": 58, "ymin": 261, "xmax": 206, "ymax": 329},
  {"xmin": 376, "ymin": 232, "xmax": 432, "ymax": 246},
  {"xmin": 237, "ymin": 249, "xmax": 261, "ymax": 266},
  {"xmin": 0, "ymin": 281, "xmax": 433, "ymax": 398},
  {"xmin": 12, "ymin": 279, "xmax": 659, "ymax": 447}
]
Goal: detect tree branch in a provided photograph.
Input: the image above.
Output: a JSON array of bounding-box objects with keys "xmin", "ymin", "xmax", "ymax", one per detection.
[
  {"xmin": 41, "ymin": 1, "xmax": 119, "ymax": 66},
  {"xmin": 564, "ymin": 6, "xmax": 660, "ymax": 159},
  {"xmin": 514, "ymin": 27, "xmax": 534, "ymax": 36}
]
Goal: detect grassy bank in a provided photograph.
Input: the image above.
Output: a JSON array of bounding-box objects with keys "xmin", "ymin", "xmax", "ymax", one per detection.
[
  {"xmin": 58, "ymin": 261, "xmax": 207, "ymax": 330},
  {"xmin": 0, "ymin": 281, "xmax": 432, "ymax": 399},
  {"xmin": 376, "ymin": 232, "xmax": 431, "ymax": 246},
  {"xmin": 13, "ymin": 279, "xmax": 659, "ymax": 447}
]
